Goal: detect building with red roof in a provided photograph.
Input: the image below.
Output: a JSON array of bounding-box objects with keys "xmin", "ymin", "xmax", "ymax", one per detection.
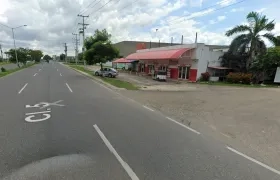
[{"xmin": 125, "ymin": 43, "xmax": 229, "ymax": 82}]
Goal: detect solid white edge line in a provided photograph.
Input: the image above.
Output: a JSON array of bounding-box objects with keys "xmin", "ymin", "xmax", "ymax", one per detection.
[
  {"xmin": 143, "ymin": 105, "xmax": 154, "ymax": 112},
  {"xmin": 65, "ymin": 83, "xmax": 73, "ymax": 93},
  {"xmin": 18, "ymin": 83, "xmax": 28, "ymax": 94},
  {"xmin": 227, "ymin": 146, "xmax": 280, "ymax": 176},
  {"xmin": 93, "ymin": 125, "xmax": 139, "ymax": 180},
  {"xmin": 33, "ymin": 73, "xmax": 37, "ymax": 76},
  {"xmin": 166, "ymin": 117, "xmax": 201, "ymax": 135}
]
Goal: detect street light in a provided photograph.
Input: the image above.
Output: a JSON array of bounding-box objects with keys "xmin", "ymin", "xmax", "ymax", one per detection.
[{"xmin": 0, "ymin": 23, "xmax": 27, "ymax": 67}]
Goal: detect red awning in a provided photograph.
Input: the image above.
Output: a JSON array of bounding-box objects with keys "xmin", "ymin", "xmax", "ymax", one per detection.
[
  {"xmin": 126, "ymin": 48, "xmax": 191, "ymax": 60},
  {"xmin": 113, "ymin": 58, "xmax": 131, "ymax": 63},
  {"xmin": 208, "ymin": 66, "xmax": 231, "ymax": 70}
]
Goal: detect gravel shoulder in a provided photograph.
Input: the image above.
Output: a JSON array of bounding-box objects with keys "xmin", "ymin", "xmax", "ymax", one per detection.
[{"xmin": 119, "ymin": 86, "xmax": 280, "ymax": 170}]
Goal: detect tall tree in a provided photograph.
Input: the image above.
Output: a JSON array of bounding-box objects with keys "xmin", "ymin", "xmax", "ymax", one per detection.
[
  {"xmin": 225, "ymin": 11, "xmax": 278, "ymax": 70},
  {"xmin": 84, "ymin": 29, "xmax": 119, "ymax": 67},
  {"xmin": 29, "ymin": 50, "xmax": 43, "ymax": 62},
  {"xmin": 43, "ymin": 54, "xmax": 52, "ymax": 60},
  {"xmin": 60, "ymin": 54, "xmax": 66, "ymax": 61},
  {"xmin": 6, "ymin": 48, "xmax": 30, "ymax": 64}
]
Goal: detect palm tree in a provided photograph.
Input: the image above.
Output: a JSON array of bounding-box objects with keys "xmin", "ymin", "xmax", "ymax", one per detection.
[{"xmin": 225, "ymin": 11, "xmax": 278, "ymax": 71}]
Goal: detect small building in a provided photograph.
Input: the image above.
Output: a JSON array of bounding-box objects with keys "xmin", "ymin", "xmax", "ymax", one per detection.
[{"xmin": 126, "ymin": 43, "xmax": 229, "ymax": 81}]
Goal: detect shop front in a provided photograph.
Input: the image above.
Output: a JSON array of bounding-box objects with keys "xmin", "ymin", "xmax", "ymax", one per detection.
[{"xmin": 126, "ymin": 48, "xmax": 195, "ymax": 81}]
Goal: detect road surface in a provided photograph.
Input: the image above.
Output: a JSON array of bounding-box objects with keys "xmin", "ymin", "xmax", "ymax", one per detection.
[{"xmin": 0, "ymin": 62, "xmax": 279, "ymax": 180}]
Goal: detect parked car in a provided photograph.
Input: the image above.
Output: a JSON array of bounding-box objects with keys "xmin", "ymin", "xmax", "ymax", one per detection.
[
  {"xmin": 153, "ymin": 70, "xmax": 167, "ymax": 81},
  {"xmin": 94, "ymin": 68, "xmax": 118, "ymax": 78}
]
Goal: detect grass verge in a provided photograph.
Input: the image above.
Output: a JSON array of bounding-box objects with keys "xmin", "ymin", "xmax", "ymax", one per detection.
[
  {"xmin": 0, "ymin": 63, "xmax": 36, "ymax": 78},
  {"xmin": 0, "ymin": 61, "xmax": 11, "ymax": 65},
  {"xmin": 198, "ymin": 81, "xmax": 279, "ymax": 88},
  {"xmin": 69, "ymin": 65, "xmax": 139, "ymax": 90}
]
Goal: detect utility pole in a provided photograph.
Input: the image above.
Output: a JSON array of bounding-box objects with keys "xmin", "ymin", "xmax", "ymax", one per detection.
[
  {"xmin": 77, "ymin": 14, "xmax": 89, "ymax": 66},
  {"xmin": 64, "ymin": 43, "xmax": 67, "ymax": 63},
  {"xmin": 72, "ymin": 33, "xmax": 79, "ymax": 65},
  {"xmin": 0, "ymin": 44, "xmax": 3, "ymax": 61}
]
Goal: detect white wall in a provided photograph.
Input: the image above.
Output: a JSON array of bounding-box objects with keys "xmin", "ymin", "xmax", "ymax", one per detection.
[{"xmin": 196, "ymin": 44, "xmax": 210, "ymax": 80}]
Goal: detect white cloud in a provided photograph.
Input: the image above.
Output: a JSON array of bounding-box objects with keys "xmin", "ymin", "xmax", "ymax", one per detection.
[
  {"xmin": 217, "ymin": 16, "xmax": 226, "ymax": 21},
  {"xmin": 0, "ymin": 0, "xmax": 240, "ymax": 56},
  {"xmin": 230, "ymin": 7, "xmax": 244, "ymax": 12},
  {"xmin": 256, "ymin": 8, "xmax": 267, "ymax": 13},
  {"xmin": 209, "ymin": 15, "xmax": 226, "ymax": 24},
  {"xmin": 218, "ymin": 0, "xmax": 236, "ymax": 6}
]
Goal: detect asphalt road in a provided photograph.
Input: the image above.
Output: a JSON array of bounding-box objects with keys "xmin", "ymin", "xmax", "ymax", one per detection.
[{"xmin": 0, "ymin": 62, "xmax": 279, "ymax": 180}]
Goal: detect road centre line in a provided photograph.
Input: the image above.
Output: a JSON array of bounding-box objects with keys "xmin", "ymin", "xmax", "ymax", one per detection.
[
  {"xmin": 143, "ymin": 105, "xmax": 154, "ymax": 112},
  {"xmin": 227, "ymin": 146, "xmax": 280, "ymax": 176},
  {"xmin": 65, "ymin": 83, "xmax": 73, "ymax": 93},
  {"xmin": 33, "ymin": 73, "xmax": 37, "ymax": 76},
  {"xmin": 93, "ymin": 124, "xmax": 139, "ymax": 180},
  {"xmin": 166, "ymin": 117, "xmax": 201, "ymax": 135},
  {"xmin": 18, "ymin": 83, "xmax": 28, "ymax": 94}
]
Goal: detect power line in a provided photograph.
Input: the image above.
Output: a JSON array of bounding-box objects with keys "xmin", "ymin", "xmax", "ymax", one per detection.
[
  {"xmin": 88, "ymin": 0, "xmax": 116, "ymax": 16},
  {"xmin": 168, "ymin": 0, "xmax": 248, "ymax": 25},
  {"xmin": 87, "ymin": 0, "xmax": 139, "ymax": 27},
  {"xmin": 78, "ymin": 0, "xmax": 98, "ymax": 15},
  {"xmin": 80, "ymin": 0, "xmax": 102, "ymax": 15}
]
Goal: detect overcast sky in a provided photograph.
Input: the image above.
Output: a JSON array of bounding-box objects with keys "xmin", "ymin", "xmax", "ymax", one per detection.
[{"xmin": 0, "ymin": 0, "xmax": 279, "ymax": 56}]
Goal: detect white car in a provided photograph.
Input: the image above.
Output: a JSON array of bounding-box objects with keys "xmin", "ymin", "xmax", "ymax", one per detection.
[{"xmin": 153, "ymin": 70, "xmax": 167, "ymax": 81}]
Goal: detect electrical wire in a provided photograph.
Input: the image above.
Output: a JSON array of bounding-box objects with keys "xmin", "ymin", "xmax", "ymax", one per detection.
[{"xmin": 168, "ymin": 0, "xmax": 248, "ymax": 25}]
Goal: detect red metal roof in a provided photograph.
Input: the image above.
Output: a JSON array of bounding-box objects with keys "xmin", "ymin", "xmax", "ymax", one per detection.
[
  {"xmin": 126, "ymin": 48, "xmax": 191, "ymax": 60},
  {"xmin": 113, "ymin": 58, "xmax": 131, "ymax": 63},
  {"xmin": 208, "ymin": 66, "xmax": 231, "ymax": 70}
]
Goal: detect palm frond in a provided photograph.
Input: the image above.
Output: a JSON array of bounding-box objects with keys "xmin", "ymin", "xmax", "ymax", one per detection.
[
  {"xmin": 262, "ymin": 33, "xmax": 278, "ymax": 46},
  {"xmin": 263, "ymin": 20, "xmax": 275, "ymax": 31},
  {"xmin": 229, "ymin": 34, "xmax": 250, "ymax": 52},
  {"xmin": 247, "ymin": 11, "xmax": 260, "ymax": 24},
  {"xmin": 225, "ymin": 25, "xmax": 251, "ymax": 36}
]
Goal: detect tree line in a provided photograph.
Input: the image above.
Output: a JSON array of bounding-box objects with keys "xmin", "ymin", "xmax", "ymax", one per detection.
[{"xmin": 1, "ymin": 48, "xmax": 52, "ymax": 64}]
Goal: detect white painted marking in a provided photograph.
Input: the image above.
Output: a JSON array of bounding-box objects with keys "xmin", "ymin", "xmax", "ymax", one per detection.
[
  {"xmin": 33, "ymin": 73, "xmax": 37, "ymax": 76},
  {"xmin": 227, "ymin": 146, "xmax": 280, "ymax": 176},
  {"xmin": 39, "ymin": 69, "xmax": 41, "ymax": 71},
  {"xmin": 26, "ymin": 111, "xmax": 51, "ymax": 115},
  {"xmin": 93, "ymin": 124, "xmax": 139, "ymax": 180},
  {"xmin": 143, "ymin": 105, "xmax": 154, "ymax": 112},
  {"xmin": 25, "ymin": 114, "xmax": 51, "ymax": 122},
  {"xmin": 65, "ymin": 83, "xmax": 73, "ymax": 93},
  {"xmin": 57, "ymin": 69, "xmax": 59, "ymax": 71},
  {"xmin": 18, "ymin": 83, "xmax": 28, "ymax": 94},
  {"xmin": 60, "ymin": 73, "xmax": 62, "ymax": 76},
  {"xmin": 166, "ymin": 117, "xmax": 201, "ymax": 135}
]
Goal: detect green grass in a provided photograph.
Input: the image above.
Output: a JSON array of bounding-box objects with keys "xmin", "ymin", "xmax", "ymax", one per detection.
[
  {"xmin": 0, "ymin": 61, "xmax": 11, "ymax": 65},
  {"xmin": 198, "ymin": 81, "xmax": 279, "ymax": 88},
  {"xmin": 0, "ymin": 63, "xmax": 36, "ymax": 78},
  {"xmin": 69, "ymin": 65, "xmax": 139, "ymax": 90}
]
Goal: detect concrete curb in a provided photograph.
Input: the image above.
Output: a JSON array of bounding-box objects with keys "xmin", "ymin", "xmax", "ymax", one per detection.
[{"xmin": 66, "ymin": 65, "xmax": 124, "ymax": 90}]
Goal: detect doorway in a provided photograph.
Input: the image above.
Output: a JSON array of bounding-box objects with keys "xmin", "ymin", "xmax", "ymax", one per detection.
[{"xmin": 178, "ymin": 66, "xmax": 190, "ymax": 79}]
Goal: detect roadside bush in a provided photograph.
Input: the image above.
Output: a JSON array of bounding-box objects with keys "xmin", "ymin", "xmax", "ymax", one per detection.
[
  {"xmin": 200, "ymin": 72, "xmax": 210, "ymax": 81},
  {"xmin": 1, "ymin": 67, "xmax": 6, "ymax": 72},
  {"xmin": 226, "ymin": 72, "xmax": 252, "ymax": 84}
]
